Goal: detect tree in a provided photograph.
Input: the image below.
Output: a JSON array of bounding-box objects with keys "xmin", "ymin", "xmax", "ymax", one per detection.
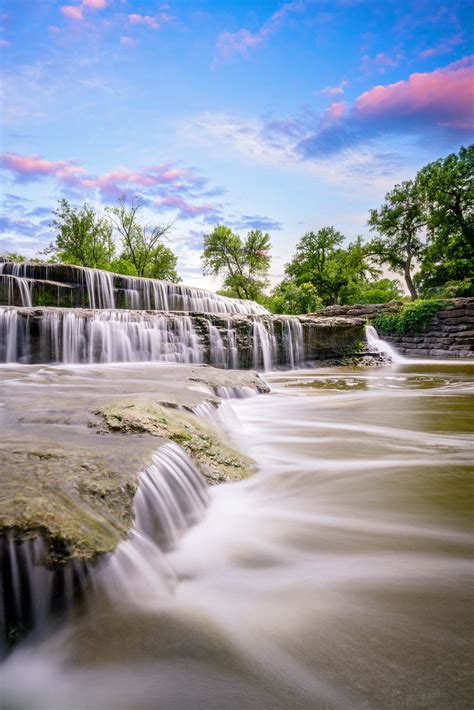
[
  {"xmin": 285, "ymin": 228, "xmax": 375, "ymax": 306},
  {"xmin": 368, "ymin": 180, "xmax": 426, "ymax": 300},
  {"xmin": 416, "ymin": 145, "xmax": 474, "ymax": 294},
  {"xmin": 346, "ymin": 278, "xmax": 403, "ymax": 305},
  {"xmin": 269, "ymin": 281, "xmax": 323, "ymax": 314},
  {"xmin": 47, "ymin": 199, "xmax": 116, "ymax": 268},
  {"xmin": 202, "ymin": 225, "xmax": 271, "ymax": 302},
  {"xmin": 107, "ymin": 195, "xmax": 176, "ymax": 279}
]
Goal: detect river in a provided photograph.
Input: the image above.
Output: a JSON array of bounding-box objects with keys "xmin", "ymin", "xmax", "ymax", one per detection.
[{"xmin": 1, "ymin": 359, "xmax": 473, "ymax": 709}]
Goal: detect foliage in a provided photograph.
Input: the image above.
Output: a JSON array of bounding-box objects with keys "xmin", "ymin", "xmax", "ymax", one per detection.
[
  {"xmin": 106, "ymin": 195, "xmax": 177, "ymax": 279},
  {"xmin": 368, "ymin": 180, "xmax": 426, "ymax": 300},
  {"xmin": 202, "ymin": 225, "xmax": 271, "ymax": 302},
  {"xmin": 421, "ymin": 278, "xmax": 473, "ymax": 298},
  {"xmin": 416, "ymin": 145, "xmax": 474, "ymax": 294},
  {"xmin": 47, "ymin": 199, "xmax": 116, "ymax": 268},
  {"xmin": 284, "ymin": 228, "xmax": 377, "ymax": 306},
  {"xmin": 345, "ymin": 278, "xmax": 404, "ymax": 305},
  {"xmin": 373, "ymin": 299, "xmax": 443, "ymax": 334},
  {"xmin": 269, "ymin": 281, "xmax": 323, "ymax": 314}
]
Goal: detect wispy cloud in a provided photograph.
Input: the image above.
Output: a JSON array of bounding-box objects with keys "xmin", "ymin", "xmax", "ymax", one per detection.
[
  {"xmin": 128, "ymin": 12, "xmax": 174, "ymax": 30},
  {"xmin": 420, "ymin": 32, "xmax": 464, "ymax": 58},
  {"xmin": 214, "ymin": 1, "xmax": 304, "ymax": 63},
  {"xmin": 314, "ymin": 80, "xmax": 348, "ymax": 98}
]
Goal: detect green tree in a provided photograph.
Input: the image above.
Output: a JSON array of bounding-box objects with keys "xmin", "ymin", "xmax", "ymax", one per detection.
[
  {"xmin": 107, "ymin": 195, "xmax": 177, "ymax": 279},
  {"xmin": 202, "ymin": 225, "xmax": 271, "ymax": 302},
  {"xmin": 368, "ymin": 180, "xmax": 426, "ymax": 300},
  {"xmin": 416, "ymin": 145, "xmax": 474, "ymax": 294},
  {"xmin": 47, "ymin": 199, "xmax": 116, "ymax": 268},
  {"xmin": 346, "ymin": 278, "xmax": 403, "ymax": 305},
  {"xmin": 285, "ymin": 228, "xmax": 375, "ymax": 306},
  {"xmin": 269, "ymin": 281, "xmax": 323, "ymax": 314}
]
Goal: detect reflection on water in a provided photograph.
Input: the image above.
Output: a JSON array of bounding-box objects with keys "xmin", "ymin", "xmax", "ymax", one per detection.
[{"xmin": 1, "ymin": 361, "xmax": 473, "ymax": 709}]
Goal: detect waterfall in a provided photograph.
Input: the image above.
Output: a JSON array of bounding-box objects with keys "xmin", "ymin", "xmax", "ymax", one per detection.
[
  {"xmin": 0, "ymin": 443, "xmax": 208, "ymax": 650},
  {"xmin": 91, "ymin": 444, "xmax": 209, "ymax": 607},
  {"xmin": 0, "ymin": 307, "xmax": 306, "ymax": 369},
  {"xmin": 0, "ymin": 263, "xmax": 268, "ymax": 315},
  {"xmin": 0, "ymin": 532, "xmax": 89, "ymax": 655},
  {"xmin": 0, "ymin": 264, "xmax": 32, "ymax": 308},
  {"xmin": 365, "ymin": 325, "xmax": 407, "ymax": 364},
  {"xmin": 208, "ymin": 322, "xmax": 227, "ymax": 368},
  {"xmin": 83, "ymin": 269, "xmax": 115, "ymax": 309},
  {"xmin": 253, "ymin": 320, "xmax": 277, "ymax": 370}
]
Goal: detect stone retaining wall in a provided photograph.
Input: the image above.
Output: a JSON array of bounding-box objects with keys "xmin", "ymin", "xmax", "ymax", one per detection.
[{"xmin": 312, "ymin": 298, "xmax": 474, "ymax": 359}]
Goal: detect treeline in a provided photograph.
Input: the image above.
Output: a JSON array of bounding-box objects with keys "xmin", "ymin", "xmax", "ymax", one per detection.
[
  {"xmin": 203, "ymin": 145, "xmax": 473, "ymax": 313},
  {"xmin": 6, "ymin": 195, "xmax": 180, "ymax": 282},
  {"xmin": 3, "ymin": 145, "xmax": 472, "ymax": 311}
]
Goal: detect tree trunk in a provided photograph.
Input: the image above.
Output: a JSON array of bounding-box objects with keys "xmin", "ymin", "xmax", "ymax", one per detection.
[{"xmin": 404, "ymin": 257, "xmax": 418, "ymax": 300}]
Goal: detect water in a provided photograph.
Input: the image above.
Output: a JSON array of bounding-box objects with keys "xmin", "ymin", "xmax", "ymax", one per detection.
[
  {"xmin": 1, "ymin": 359, "xmax": 473, "ymax": 708},
  {"xmin": 0, "ymin": 307, "xmax": 305, "ymax": 369},
  {"xmin": 365, "ymin": 324, "xmax": 407, "ymax": 363},
  {"xmin": 0, "ymin": 262, "xmax": 269, "ymax": 315}
]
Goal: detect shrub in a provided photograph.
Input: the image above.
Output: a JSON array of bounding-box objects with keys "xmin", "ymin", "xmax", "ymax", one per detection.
[{"xmin": 373, "ymin": 299, "xmax": 443, "ymax": 334}]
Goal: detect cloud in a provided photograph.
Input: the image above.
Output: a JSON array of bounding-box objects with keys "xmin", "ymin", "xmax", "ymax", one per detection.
[
  {"xmin": 420, "ymin": 33, "xmax": 464, "ymax": 59},
  {"xmin": 0, "ymin": 154, "xmax": 87, "ymax": 182},
  {"xmin": 156, "ymin": 195, "xmax": 220, "ymax": 220},
  {"xmin": 61, "ymin": 5, "xmax": 83, "ymax": 21},
  {"xmin": 215, "ymin": 1, "xmax": 304, "ymax": 62},
  {"xmin": 0, "ymin": 153, "xmax": 226, "ymax": 220},
  {"xmin": 352, "ymin": 55, "xmax": 474, "ymax": 131},
  {"xmin": 60, "ymin": 0, "xmax": 108, "ymax": 22},
  {"xmin": 120, "ymin": 36, "xmax": 137, "ymax": 47},
  {"xmin": 83, "ymin": 0, "xmax": 108, "ymax": 8},
  {"xmin": 0, "ymin": 38, "xmax": 10, "ymax": 47},
  {"xmin": 314, "ymin": 80, "xmax": 348, "ymax": 98},
  {"xmin": 231, "ymin": 215, "xmax": 283, "ymax": 231},
  {"xmin": 128, "ymin": 12, "xmax": 173, "ymax": 30}
]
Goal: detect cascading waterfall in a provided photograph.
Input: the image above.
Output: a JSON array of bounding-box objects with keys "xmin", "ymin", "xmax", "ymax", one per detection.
[
  {"xmin": 0, "ymin": 532, "xmax": 89, "ymax": 656},
  {"xmin": 94, "ymin": 444, "xmax": 209, "ymax": 609},
  {"xmin": 0, "ymin": 443, "xmax": 209, "ymax": 651},
  {"xmin": 83, "ymin": 269, "xmax": 115, "ymax": 309},
  {"xmin": 0, "ymin": 264, "xmax": 32, "ymax": 308},
  {"xmin": 0, "ymin": 262, "xmax": 268, "ymax": 315},
  {"xmin": 365, "ymin": 324, "xmax": 407, "ymax": 364},
  {"xmin": 253, "ymin": 320, "xmax": 277, "ymax": 370},
  {"xmin": 0, "ymin": 307, "xmax": 306, "ymax": 369}
]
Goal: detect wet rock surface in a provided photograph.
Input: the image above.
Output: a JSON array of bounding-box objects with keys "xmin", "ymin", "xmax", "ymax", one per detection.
[{"xmin": 0, "ymin": 363, "xmax": 263, "ymax": 563}]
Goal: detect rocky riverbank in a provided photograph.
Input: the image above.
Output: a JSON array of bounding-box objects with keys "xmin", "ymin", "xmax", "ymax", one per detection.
[{"xmin": 0, "ymin": 364, "xmax": 265, "ymax": 565}]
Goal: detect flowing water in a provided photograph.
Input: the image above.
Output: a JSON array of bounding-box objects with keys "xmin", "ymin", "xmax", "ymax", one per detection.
[{"xmin": 1, "ymin": 359, "xmax": 473, "ymax": 709}]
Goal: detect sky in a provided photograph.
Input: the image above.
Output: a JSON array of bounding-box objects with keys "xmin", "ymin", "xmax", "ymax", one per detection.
[{"xmin": 0, "ymin": 0, "xmax": 473, "ymax": 290}]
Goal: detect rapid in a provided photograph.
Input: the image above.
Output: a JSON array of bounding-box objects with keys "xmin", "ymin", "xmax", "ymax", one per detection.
[{"xmin": 1, "ymin": 357, "xmax": 473, "ymax": 709}]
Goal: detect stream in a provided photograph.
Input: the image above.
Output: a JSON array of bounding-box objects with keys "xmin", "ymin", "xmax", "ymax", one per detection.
[{"xmin": 1, "ymin": 359, "xmax": 473, "ymax": 709}]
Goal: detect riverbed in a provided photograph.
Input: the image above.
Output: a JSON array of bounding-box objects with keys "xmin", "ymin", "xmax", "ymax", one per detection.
[{"xmin": 1, "ymin": 359, "xmax": 473, "ymax": 709}]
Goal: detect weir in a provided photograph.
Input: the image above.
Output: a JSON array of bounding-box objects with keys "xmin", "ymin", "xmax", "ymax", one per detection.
[{"xmin": 0, "ymin": 262, "xmax": 268, "ymax": 315}]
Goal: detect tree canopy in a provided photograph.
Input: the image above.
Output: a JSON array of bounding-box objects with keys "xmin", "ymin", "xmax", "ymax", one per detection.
[
  {"xmin": 47, "ymin": 199, "xmax": 116, "ymax": 269},
  {"xmin": 202, "ymin": 225, "xmax": 271, "ymax": 302}
]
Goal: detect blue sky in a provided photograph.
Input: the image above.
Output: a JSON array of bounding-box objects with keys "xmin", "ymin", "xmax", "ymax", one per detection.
[{"xmin": 1, "ymin": 0, "xmax": 473, "ymax": 288}]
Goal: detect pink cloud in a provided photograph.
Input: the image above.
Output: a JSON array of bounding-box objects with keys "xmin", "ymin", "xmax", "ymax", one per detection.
[
  {"xmin": 375, "ymin": 53, "xmax": 397, "ymax": 67},
  {"xmin": 157, "ymin": 195, "xmax": 217, "ymax": 219},
  {"xmin": 128, "ymin": 14, "xmax": 161, "ymax": 30},
  {"xmin": 0, "ymin": 154, "xmax": 214, "ymax": 211},
  {"xmin": 48, "ymin": 25, "xmax": 61, "ymax": 34},
  {"xmin": 0, "ymin": 154, "xmax": 86, "ymax": 183},
  {"xmin": 0, "ymin": 38, "xmax": 10, "ymax": 47},
  {"xmin": 60, "ymin": 5, "xmax": 83, "ymax": 21},
  {"xmin": 83, "ymin": 0, "xmax": 108, "ymax": 7},
  {"xmin": 354, "ymin": 56, "xmax": 474, "ymax": 128}
]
